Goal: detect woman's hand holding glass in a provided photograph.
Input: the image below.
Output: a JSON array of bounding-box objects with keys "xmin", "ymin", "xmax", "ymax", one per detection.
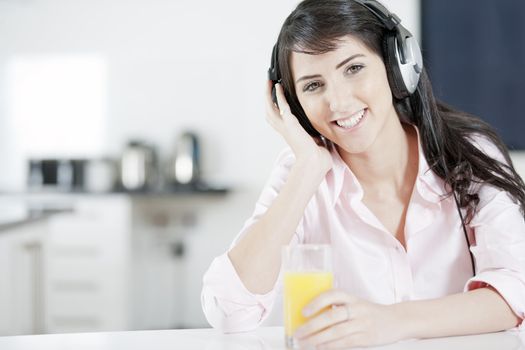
[
  {"xmin": 265, "ymin": 81, "xmax": 332, "ymax": 174},
  {"xmin": 293, "ymin": 290, "xmax": 405, "ymax": 349}
]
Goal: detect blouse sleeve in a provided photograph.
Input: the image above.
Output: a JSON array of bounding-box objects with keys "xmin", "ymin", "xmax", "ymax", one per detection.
[
  {"xmin": 201, "ymin": 148, "xmax": 304, "ymax": 333},
  {"xmin": 465, "ymin": 186, "xmax": 525, "ymax": 329}
]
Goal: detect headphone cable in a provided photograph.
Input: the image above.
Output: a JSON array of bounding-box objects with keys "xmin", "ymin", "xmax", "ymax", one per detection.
[
  {"xmin": 452, "ymin": 191, "xmax": 476, "ymax": 276},
  {"xmin": 416, "ymin": 87, "xmax": 476, "ymax": 276}
]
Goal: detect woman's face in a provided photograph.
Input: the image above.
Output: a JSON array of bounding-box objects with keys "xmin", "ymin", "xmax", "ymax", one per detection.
[{"xmin": 291, "ymin": 35, "xmax": 399, "ymax": 155}]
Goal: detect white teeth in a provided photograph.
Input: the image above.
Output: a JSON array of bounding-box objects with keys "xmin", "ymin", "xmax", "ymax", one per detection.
[{"xmin": 336, "ymin": 109, "xmax": 365, "ymax": 128}]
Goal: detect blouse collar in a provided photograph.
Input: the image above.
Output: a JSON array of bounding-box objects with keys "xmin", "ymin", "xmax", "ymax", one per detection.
[{"xmin": 328, "ymin": 125, "xmax": 447, "ymax": 207}]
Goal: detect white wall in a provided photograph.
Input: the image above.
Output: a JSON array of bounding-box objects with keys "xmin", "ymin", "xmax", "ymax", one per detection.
[{"xmin": 0, "ymin": 0, "xmax": 295, "ymax": 191}]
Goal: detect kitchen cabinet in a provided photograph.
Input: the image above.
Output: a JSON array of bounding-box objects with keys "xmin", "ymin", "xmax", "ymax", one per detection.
[
  {"xmin": 0, "ymin": 190, "xmax": 236, "ymax": 334},
  {"xmin": 0, "ymin": 220, "xmax": 48, "ymax": 335},
  {"xmin": 127, "ymin": 194, "xmax": 233, "ymax": 330},
  {"xmin": 44, "ymin": 196, "xmax": 131, "ymax": 333}
]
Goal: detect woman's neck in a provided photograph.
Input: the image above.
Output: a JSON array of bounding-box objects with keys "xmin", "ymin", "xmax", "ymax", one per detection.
[{"xmin": 338, "ymin": 120, "xmax": 419, "ymax": 196}]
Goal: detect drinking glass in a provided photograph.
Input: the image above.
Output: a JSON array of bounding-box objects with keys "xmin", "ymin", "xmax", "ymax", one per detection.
[{"xmin": 282, "ymin": 244, "xmax": 333, "ymax": 349}]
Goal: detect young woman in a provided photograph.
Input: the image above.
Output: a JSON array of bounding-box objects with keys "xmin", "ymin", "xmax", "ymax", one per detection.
[{"xmin": 202, "ymin": 0, "xmax": 525, "ymax": 348}]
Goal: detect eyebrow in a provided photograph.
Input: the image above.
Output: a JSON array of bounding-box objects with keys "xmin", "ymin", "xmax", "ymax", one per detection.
[{"xmin": 295, "ymin": 54, "xmax": 365, "ymax": 84}]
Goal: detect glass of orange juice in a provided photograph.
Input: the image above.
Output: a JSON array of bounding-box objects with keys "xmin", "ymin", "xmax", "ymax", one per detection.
[{"xmin": 282, "ymin": 244, "xmax": 333, "ymax": 349}]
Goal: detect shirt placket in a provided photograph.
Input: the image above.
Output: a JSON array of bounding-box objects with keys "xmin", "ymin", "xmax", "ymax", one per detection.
[
  {"xmin": 387, "ymin": 241, "xmax": 414, "ymax": 303},
  {"xmin": 349, "ymin": 198, "xmax": 415, "ymax": 303}
]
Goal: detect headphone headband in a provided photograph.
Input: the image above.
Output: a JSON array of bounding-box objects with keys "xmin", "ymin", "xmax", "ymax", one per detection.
[
  {"xmin": 354, "ymin": 0, "xmax": 412, "ymax": 64},
  {"xmin": 354, "ymin": 0, "xmax": 423, "ymax": 97},
  {"xmin": 353, "ymin": 0, "xmax": 401, "ymax": 31}
]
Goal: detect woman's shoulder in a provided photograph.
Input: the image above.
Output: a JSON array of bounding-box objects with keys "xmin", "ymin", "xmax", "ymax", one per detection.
[
  {"xmin": 262, "ymin": 147, "xmax": 297, "ymax": 186},
  {"xmin": 465, "ymin": 133, "xmax": 518, "ymax": 208},
  {"xmin": 466, "ymin": 132, "xmax": 507, "ymax": 164},
  {"xmin": 274, "ymin": 146, "xmax": 296, "ymax": 165}
]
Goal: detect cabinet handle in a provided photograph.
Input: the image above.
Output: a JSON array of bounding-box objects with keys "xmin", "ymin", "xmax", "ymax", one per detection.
[
  {"xmin": 23, "ymin": 242, "xmax": 44, "ymax": 334},
  {"xmin": 52, "ymin": 280, "xmax": 99, "ymax": 293}
]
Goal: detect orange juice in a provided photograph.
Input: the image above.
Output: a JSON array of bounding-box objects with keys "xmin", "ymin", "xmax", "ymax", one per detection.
[{"xmin": 283, "ymin": 271, "xmax": 334, "ymax": 337}]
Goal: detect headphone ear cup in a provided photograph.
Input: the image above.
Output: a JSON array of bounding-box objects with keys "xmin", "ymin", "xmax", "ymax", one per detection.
[{"xmin": 383, "ymin": 33, "xmax": 410, "ymax": 100}]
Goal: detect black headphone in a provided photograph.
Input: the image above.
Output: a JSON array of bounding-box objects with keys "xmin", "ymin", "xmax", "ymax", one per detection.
[{"xmin": 268, "ymin": 0, "xmax": 423, "ymax": 136}]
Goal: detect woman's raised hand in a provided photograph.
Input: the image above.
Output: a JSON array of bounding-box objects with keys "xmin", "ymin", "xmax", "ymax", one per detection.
[{"xmin": 265, "ymin": 81, "xmax": 332, "ymax": 173}]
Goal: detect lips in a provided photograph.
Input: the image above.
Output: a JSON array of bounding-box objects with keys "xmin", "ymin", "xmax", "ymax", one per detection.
[{"xmin": 332, "ymin": 109, "xmax": 367, "ymax": 130}]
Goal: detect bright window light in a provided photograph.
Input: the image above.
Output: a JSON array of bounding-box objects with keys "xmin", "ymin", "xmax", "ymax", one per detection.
[{"xmin": 6, "ymin": 54, "xmax": 107, "ymax": 157}]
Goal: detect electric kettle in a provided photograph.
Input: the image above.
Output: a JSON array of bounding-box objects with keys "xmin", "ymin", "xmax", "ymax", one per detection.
[
  {"xmin": 120, "ymin": 140, "xmax": 157, "ymax": 191},
  {"xmin": 168, "ymin": 132, "xmax": 200, "ymax": 186}
]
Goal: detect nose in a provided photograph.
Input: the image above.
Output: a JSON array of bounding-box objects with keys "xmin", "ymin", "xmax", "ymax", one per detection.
[{"xmin": 327, "ymin": 85, "xmax": 353, "ymax": 113}]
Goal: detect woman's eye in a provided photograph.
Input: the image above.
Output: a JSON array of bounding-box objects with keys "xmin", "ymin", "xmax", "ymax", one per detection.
[
  {"xmin": 346, "ymin": 64, "xmax": 364, "ymax": 74},
  {"xmin": 303, "ymin": 81, "xmax": 322, "ymax": 92}
]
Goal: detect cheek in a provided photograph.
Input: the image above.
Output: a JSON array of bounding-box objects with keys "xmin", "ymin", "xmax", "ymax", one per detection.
[
  {"xmin": 366, "ymin": 68, "xmax": 393, "ymax": 106},
  {"xmin": 357, "ymin": 71, "xmax": 386, "ymax": 98}
]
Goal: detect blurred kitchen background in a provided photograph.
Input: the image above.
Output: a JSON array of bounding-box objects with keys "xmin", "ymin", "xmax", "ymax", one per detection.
[{"xmin": 0, "ymin": 0, "xmax": 523, "ymax": 336}]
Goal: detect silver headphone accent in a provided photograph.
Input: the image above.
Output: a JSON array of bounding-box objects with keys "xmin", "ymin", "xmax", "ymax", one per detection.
[
  {"xmin": 396, "ymin": 36, "xmax": 423, "ymax": 94},
  {"xmin": 355, "ymin": 0, "xmax": 423, "ymax": 98}
]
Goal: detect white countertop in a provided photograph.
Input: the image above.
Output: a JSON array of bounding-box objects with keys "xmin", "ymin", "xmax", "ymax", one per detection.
[{"xmin": 0, "ymin": 327, "xmax": 523, "ymax": 350}]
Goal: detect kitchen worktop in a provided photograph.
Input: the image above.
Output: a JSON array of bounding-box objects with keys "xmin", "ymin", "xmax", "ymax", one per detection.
[
  {"xmin": 0, "ymin": 182, "xmax": 230, "ymax": 197},
  {"xmin": 98, "ymin": 183, "xmax": 230, "ymax": 195},
  {"xmin": 0, "ymin": 327, "xmax": 523, "ymax": 350},
  {"xmin": 0, "ymin": 207, "xmax": 72, "ymax": 232},
  {"xmin": 0, "ymin": 183, "xmax": 230, "ymax": 231}
]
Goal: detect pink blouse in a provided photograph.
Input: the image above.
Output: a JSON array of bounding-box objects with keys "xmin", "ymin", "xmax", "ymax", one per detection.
[{"xmin": 201, "ymin": 133, "xmax": 525, "ymax": 332}]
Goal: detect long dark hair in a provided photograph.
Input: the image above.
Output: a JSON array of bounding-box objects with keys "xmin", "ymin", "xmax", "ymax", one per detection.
[{"xmin": 276, "ymin": 0, "xmax": 525, "ymax": 221}]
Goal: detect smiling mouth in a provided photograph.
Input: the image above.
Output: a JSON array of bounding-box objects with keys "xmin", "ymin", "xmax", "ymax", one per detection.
[{"xmin": 332, "ymin": 109, "xmax": 367, "ymax": 130}]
